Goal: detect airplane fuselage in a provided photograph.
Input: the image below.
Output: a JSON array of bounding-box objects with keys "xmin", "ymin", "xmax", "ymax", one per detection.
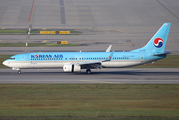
[{"xmin": 3, "ymin": 52, "xmax": 165, "ymax": 69}]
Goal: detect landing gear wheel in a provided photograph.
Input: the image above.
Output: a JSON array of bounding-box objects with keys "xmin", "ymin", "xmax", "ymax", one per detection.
[
  {"xmin": 86, "ymin": 69, "xmax": 91, "ymax": 74},
  {"xmin": 18, "ymin": 70, "xmax": 21, "ymax": 74}
]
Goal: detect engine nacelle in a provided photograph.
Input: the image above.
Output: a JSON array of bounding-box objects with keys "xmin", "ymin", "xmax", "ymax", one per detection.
[{"xmin": 63, "ymin": 64, "xmax": 81, "ymax": 72}]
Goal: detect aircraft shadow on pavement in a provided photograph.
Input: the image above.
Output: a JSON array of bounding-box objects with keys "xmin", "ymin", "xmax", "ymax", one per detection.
[{"xmin": 3, "ymin": 70, "xmax": 178, "ymax": 76}]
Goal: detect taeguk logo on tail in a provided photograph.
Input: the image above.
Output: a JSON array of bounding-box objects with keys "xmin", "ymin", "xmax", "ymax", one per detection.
[{"xmin": 153, "ymin": 38, "xmax": 164, "ymax": 48}]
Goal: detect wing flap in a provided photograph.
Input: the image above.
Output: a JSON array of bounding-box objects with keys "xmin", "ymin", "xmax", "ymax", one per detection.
[
  {"xmin": 78, "ymin": 61, "xmax": 102, "ymax": 66},
  {"xmin": 80, "ymin": 62, "xmax": 102, "ymax": 69}
]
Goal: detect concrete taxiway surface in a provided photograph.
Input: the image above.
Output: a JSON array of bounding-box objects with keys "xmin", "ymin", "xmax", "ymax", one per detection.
[
  {"xmin": 0, "ymin": 0, "xmax": 179, "ymax": 85},
  {"xmin": 0, "ymin": 68, "xmax": 179, "ymax": 84},
  {"xmin": 1, "ymin": 0, "xmax": 179, "ymax": 29},
  {"xmin": 0, "ymin": 0, "xmax": 179, "ymax": 55}
]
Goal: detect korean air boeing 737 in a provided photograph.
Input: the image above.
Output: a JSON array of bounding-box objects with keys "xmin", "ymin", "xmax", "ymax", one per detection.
[{"xmin": 3, "ymin": 23, "xmax": 171, "ymax": 74}]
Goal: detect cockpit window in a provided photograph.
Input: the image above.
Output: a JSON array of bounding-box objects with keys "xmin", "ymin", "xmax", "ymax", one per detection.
[{"xmin": 10, "ymin": 58, "xmax": 15, "ymax": 60}]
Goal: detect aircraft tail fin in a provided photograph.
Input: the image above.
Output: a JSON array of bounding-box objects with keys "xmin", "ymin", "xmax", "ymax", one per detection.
[{"xmin": 131, "ymin": 23, "xmax": 171, "ymax": 54}]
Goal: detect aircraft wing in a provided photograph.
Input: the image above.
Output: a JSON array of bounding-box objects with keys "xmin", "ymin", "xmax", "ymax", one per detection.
[
  {"xmin": 77, "ymin": 51, "xmax": 115, "ymax": 69},
  {"xmin": 78, "ymin": 61, "xmax": 102, "ymax": 69}
]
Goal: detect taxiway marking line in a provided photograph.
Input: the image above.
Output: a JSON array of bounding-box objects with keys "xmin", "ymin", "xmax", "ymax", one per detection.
[
  {"xmin": 42, "ymin": 40, "xmax": 47, "ymax": 43},
  {"xmin": 29, "ymin": 0, "xmax": 35, "ymax": 22}
]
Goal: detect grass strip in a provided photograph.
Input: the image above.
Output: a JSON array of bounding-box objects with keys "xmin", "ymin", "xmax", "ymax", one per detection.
[
  {"xmin": 0, "ymin": 55, "xmax": 179, "ymax": 69},
  {"xmin": 0, "ymin": 84, "xmax": 179, "ymax": 117},
  {"xmin": 0, "ymin": 43, "xmax": 81, "ymax": 47},
  {"xmin": 0, "ymin": 29, "xmax": 82, "ymax": 34},
  {"xmin": 0, "ymin": 30, "xmax": 28, "ymax": 33},
  {"xmin": 0, "ymin": 116, "xmax": 178, "ymax": 120}
]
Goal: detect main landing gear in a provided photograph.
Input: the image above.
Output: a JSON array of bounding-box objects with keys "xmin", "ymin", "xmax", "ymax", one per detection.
[
  {"xmin": 18, "ymin": 70, "xmax": 21, "ymax": 74},
  {"xmin": 86, "ymin": 69, "xmax": 91, "ymax": 74}
]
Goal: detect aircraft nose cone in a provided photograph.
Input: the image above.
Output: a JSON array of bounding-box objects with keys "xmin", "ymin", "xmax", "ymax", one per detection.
[{"xmin": 3, "ymin": 61, "xmax": 7, "ymax": 66}]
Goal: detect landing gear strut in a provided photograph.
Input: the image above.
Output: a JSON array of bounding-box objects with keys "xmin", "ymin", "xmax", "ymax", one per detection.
[
  {"xmin": 18, "ymin": 70, "xmax": 21, "ymax": 74},
  {"xmin": 86, "ymin": 69, "xmax": 91, "ymax": 74}
]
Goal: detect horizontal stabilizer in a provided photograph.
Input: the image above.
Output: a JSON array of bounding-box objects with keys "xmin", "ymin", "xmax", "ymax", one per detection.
[{"xmin": 153, "ymin": 50, "xmax": 171, "ymax": 56}]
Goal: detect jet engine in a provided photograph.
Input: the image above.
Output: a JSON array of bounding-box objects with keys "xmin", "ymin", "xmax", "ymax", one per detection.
[{"xmin": 63, "ymin": 64, "xmax": 81, "ymax": 72}]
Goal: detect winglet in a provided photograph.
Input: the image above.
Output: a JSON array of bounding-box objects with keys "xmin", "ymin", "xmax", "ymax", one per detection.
[
  {"xmin": 105, "ymin": 45, "xmax": 112, "ymax": 52},
  {"xmin": 104, "ymin": 50, "xmax": 115, "ymax": 62}
]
